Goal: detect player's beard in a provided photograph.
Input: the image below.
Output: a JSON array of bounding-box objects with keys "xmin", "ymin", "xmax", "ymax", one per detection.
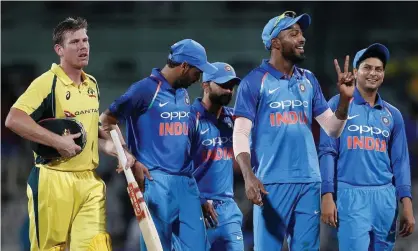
[
  {"xmin": 174, "ymin": 75, "xmax": 193, "ymax": 89},
  {"xmin": 282, "ymin": 46, "xmax": 305, "ymax": 64},
  {"xmin": 208, "ymin": 92, "xmax": 232, "ymax": 106}
]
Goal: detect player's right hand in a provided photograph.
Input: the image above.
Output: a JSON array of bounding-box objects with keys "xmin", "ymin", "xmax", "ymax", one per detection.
[
  {"xmin": 202, "ymin": 201, "xmax": 218, "ymax": 229},
  {"xmin": 56, "ymin": 133, "xmax": 82, "ymax": 158},
  {"xmin": 131, "ymin": 161, "xmax": 153, "ymax": 193},
  {"xmin": 321, "ymin": 193, "xmax": 338, "ymax": 228},
  {"xmin": 245, "ymin": 174, "xmax": 268, "ymax": 206}
]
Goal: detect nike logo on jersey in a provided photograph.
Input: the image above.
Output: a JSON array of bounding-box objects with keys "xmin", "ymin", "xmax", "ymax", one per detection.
[
  {"xmin": 159, "ymin": 102, "xmax": 169, "ymax": 107},
  {"xmin": 200, "ymin": 128, "xmax": 209, "ymax": 135},
  {"xmin": 314, "ymin": 210, "xmax": 320, "ymax": 215},
  {"xmin": 236, "ymin": 236, "xmax": 243, "ymax": 240},
  {"xmin": 347, "ymin": 114, "xmax": 359, "ymax": 120},
  {"xmin": 268, "ymin": 87, "xmax": 280, "ymax": 94}
]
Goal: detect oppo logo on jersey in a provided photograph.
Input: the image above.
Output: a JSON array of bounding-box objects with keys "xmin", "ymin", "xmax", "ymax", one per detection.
[
  {"xmin": 202, "ymin": 136, "xmax": 233, "ymax": 147},
  {"xmin": 347, "ymin": 125, "xmax": 390, "ymax": 138},
  {"xmin": 159, "ymin": 111, "xmax": 190, "ymax": 136},
  {"xmin": 346, "ymin": 125, "xmax": 389, "ymax": 152},
  {"xmin": 268, "ymin": 100, "xmax": 309, "ymax": 127},
  {"xmin": 269, "ymin": 100, "xmax": 309, "ymax": 109},
  {"xmin": 160, "ymin": 111, "xmax": 190, "ymax": 120},
  {"xmin": 201, "ymin": 147, "xmax": 234, "ymax": 162}
]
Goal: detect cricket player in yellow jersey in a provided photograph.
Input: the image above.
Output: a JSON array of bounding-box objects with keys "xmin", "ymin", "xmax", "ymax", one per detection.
[{"xmin": 5, "ymin": 17, "xmax": 135, "ymax": 251}]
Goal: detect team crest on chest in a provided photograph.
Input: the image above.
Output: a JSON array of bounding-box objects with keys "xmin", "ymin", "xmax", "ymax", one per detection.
[
  {"xmin": 184, "ymin": 93, "xmax": 190, "ymax": 105},
  {"xmin": 299, "ymin": 83, "xmax": 306, "ymax": 92},
  {"xmin": 87, "ymin": 87, "xmax": 96, "ymax": 98},
  {"xmin": 381, "ymin": 116, "xmax": 390, "ymax": 126}
]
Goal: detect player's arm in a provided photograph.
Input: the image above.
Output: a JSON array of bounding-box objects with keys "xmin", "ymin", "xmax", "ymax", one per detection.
[
  {"xmin": 233, "ymin": 75, "xmax": 268, "ymax": 206},
  {"xmin": 390, "ymin": 108, "xmax": 415, "ymax": 237},
  {"xmin": 318, "ymin": 96, "xmax": 340, "ymax": 228},
  {"xmin": 309, "ymin": 72, "xmax": 350, "ymax": 139},
  {"xmin": 5, "ymin": 78, "xmax": 81, "ymax": 157}
]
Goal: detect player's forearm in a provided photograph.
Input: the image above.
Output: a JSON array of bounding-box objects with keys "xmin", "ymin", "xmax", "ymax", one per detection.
[
  {"xmin": 334, "ymin": 97, "xmax": 350, "ymax": 120},
  {"xmin": 316, "ymin": 108, "xmax": 347, "ymax": 138},
  {"xmin": 235, "ymin": 152, "xmax": 255, "ymax": 180},
  {"xmin": 319, "ymin": 152, "xmax": 337, "ymax": 194},
  {"xmin": 5, "ymin": 108, "xmax": 61, "ymax": 148},
  {"xmin": 98, "ymin": 138, "xmax": 117, "ymax": 157},
  {"xmin": 100, "ymin": 110, "xmax": 127, "ymax": 146}
]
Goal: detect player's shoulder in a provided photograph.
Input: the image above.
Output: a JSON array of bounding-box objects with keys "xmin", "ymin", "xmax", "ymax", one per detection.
[
  {"xmin": 31, "ymin": 70, "xmax": 56, "ymax": 88},
  {"xmin": 241, "ymin": 66, "xmax": 269, "ymax": 84},
  {"xmin": 382, "ymin": 100, "xmax": 403, "ymax": 119},
  {"xmin": 129, "ymin": 76, "xmax": 160, "ymax": 93},
  {"xmin": 84, "ymin": 73, "xmax": 97, "ymax": 84}
]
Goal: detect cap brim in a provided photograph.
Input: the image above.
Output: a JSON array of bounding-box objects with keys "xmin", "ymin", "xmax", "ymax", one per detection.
[
  {"xmin": 284, "ymin": 13, "xmax": 311, "ymax": 31},
  {"xmin": 196, "ymin": 62, "xmax": 218, "ymax": 75},
  {"xmin": 212, "ymin": 76, "xmax": 241, "ymax": 85},
  {"xmin": 353, "ymin": 43, "xmax": 390, "ymax": 68}
]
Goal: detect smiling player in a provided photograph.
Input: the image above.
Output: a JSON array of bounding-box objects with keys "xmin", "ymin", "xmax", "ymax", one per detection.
[
  {"xmin": 319, "ymin": 43, "xmax": 415, "ymax": 250},
  {"xmin": 232, "ymin": 10, "xmax": 355, "ymax": 250}
]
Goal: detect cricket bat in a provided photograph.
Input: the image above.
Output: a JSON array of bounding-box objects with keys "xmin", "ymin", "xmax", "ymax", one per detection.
[{"xmin": 110, "ymin": 130, "xmax": 163, "ymax": 251}]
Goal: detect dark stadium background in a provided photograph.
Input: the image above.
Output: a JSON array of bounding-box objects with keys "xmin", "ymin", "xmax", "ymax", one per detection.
[{"xmin": 2, "ymin": 1, "xmax": 417, "ymax": 250}]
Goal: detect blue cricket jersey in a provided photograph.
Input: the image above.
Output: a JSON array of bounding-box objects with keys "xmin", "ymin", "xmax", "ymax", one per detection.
[
  {"xmin": 233, "ymin": 59, "xmax": 329, "ymax": 184},
  {"xmin": 108, "ymin": 68, "xmax": 194, "ymax": 176},
  {"xmin": 318, "ymin": 88, "xmax": 412, "ymax": 199},
  {"xmin": 189, "ymin": 98, "xmax": 235, "ymax": 203}
]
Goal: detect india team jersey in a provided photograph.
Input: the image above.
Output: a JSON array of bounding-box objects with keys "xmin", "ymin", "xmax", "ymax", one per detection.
[
  {"xmin": 233, "ymin": 60, "xmax": 329, "ymax": 184},
  {"xmin": 109, "ymin": 68, "xmax": 194, "ymax": 176},
  {"xmin": 319, "ymin": 88, "xmax": 411, "ymax": 199},
  {"xmin": 189, "ymin": 98, "xmax": 235, "ymax": 201},
  {"xmin": 13, "ymin": 63, "xmax": 100, "ymax": 171}
]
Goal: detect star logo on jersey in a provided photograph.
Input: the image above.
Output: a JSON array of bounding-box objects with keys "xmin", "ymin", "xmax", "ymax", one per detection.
[
  {"xmin": 66, "ymin": 91, "xmax": 71, "ymax": 100},
  {"xmin": 87, "ymin": 87, "xmax": 96, "ymax": 98},
  {"xmin": 382, "ymin": 116, "xmax": 390, "ymax": 126},
  {"xmin": 299, "ymin": 83, "xmax": 306, "ymax": 92}
]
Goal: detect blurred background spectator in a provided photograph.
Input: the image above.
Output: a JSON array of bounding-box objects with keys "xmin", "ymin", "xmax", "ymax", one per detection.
[{"xmin": 2, "ymin": 2, "xmax": 417, "ymax": 250}]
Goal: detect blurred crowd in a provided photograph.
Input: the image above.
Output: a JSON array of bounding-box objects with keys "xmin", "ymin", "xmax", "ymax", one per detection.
[{"xmin": 2, "ymin": 2, "xmax": 417, "ymax": 251}]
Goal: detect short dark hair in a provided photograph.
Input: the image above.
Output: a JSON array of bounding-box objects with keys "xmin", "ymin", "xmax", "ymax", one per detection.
[
  {"xmin": 167, "ymin": 58, "xmax": 182, "ymax": 68},
  {"xmin": 356, "ymin": 49, "xmax": 387, "ymax": 69},
  {"xmin": 53, "ymin": 17, "xmax": 88, "ymax": 45}
]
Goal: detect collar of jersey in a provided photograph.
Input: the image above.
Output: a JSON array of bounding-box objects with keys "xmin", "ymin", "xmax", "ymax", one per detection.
[
  {"xmin": 192, "ymin": 97, "xmax": 227, "ymax": 121},
  {"xmin": 150, "ymin": 68, "xmax": 175, "ymax": 91},
  {"xmin": 260, "ymin": 59, "xmax": 303, "ymax": 81},
  {"xmin": 353, "ymin": 87, "xmax": 383, "ymax": 109},
  {"xmin": 50, "ymin": 63, "xmax": 89, "ymax": 86}
]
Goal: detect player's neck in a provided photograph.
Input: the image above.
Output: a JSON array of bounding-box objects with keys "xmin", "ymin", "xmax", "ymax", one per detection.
[
  {"xmin": 60, "ymin": 61, "xmax": 83, "ymax": 85},
  {"xmin": 358, "ymin": 86, "xmax": 378, "ymax": 106},
  {"xmin": 160, "ymin": 66, "xmax": 176, "ymax": 87},
  {"xmin": 269, "ymin": 54, "xmax": 294, "ymax": 76},
  {"xmin": 201, "ymin": 96, "xmax": 222, "ymax": 119}
]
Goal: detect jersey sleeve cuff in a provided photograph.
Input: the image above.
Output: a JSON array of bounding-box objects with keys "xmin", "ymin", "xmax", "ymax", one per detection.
[
  {"xmin": 321, "ymin": 183, "xmax": 335, "ymax": 195},
  {"xmin": 397, "ymin": 185, "xmax": 412, "ymax": 201},
  {"xmin": 233, "ymin": 110, "xmax": 254, "ymax": 122},
  {"xmin": 200, "ymin": 197, "xmax": 207, "ymax": 205}
]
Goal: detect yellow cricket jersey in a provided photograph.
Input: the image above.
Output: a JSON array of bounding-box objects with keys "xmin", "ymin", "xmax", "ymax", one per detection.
[{"xmin": 13, "ymin": 63, "xmax": 100, "ymax": 171}]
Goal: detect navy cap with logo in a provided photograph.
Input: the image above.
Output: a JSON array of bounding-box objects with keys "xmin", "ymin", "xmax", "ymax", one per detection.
[
  {"xmin": 202, "ymin": 62, "xmax": 241, "ymax": 85},
  {"xmin": 168, "ymin": 39, "xmax": 218, "ymax": 74},
  {"xmin": 262, "ymin": 11, "xmax": 311, "ymax": 50},
  {"xmin": 353, "ymin": 43, "xmax": 390, "ymax": 69}
]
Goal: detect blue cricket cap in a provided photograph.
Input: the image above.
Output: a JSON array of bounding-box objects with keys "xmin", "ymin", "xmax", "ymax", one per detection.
[
  {"xmin": 353, "ymin": 43, "xmax": 390, "ymax": 68},
  {"xmin": 202, "ymin": 62, "xmax": 241, "ymax": 85},
  {"xmin": 262, "ymin": 11, "xmax": 311, "ymax": 50},
  {"xmin": 168, "ymin": 39, "xmax": 218, "ymax": 74}
]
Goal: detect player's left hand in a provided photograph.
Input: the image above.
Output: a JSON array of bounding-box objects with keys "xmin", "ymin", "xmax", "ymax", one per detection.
[
  {"xmin": 334, "ymin": 55, "xmax": 355, "ymax": 100},
  {"xmin": 400, "ymin": 197, "xmax": 415, "ymax": 237}
]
